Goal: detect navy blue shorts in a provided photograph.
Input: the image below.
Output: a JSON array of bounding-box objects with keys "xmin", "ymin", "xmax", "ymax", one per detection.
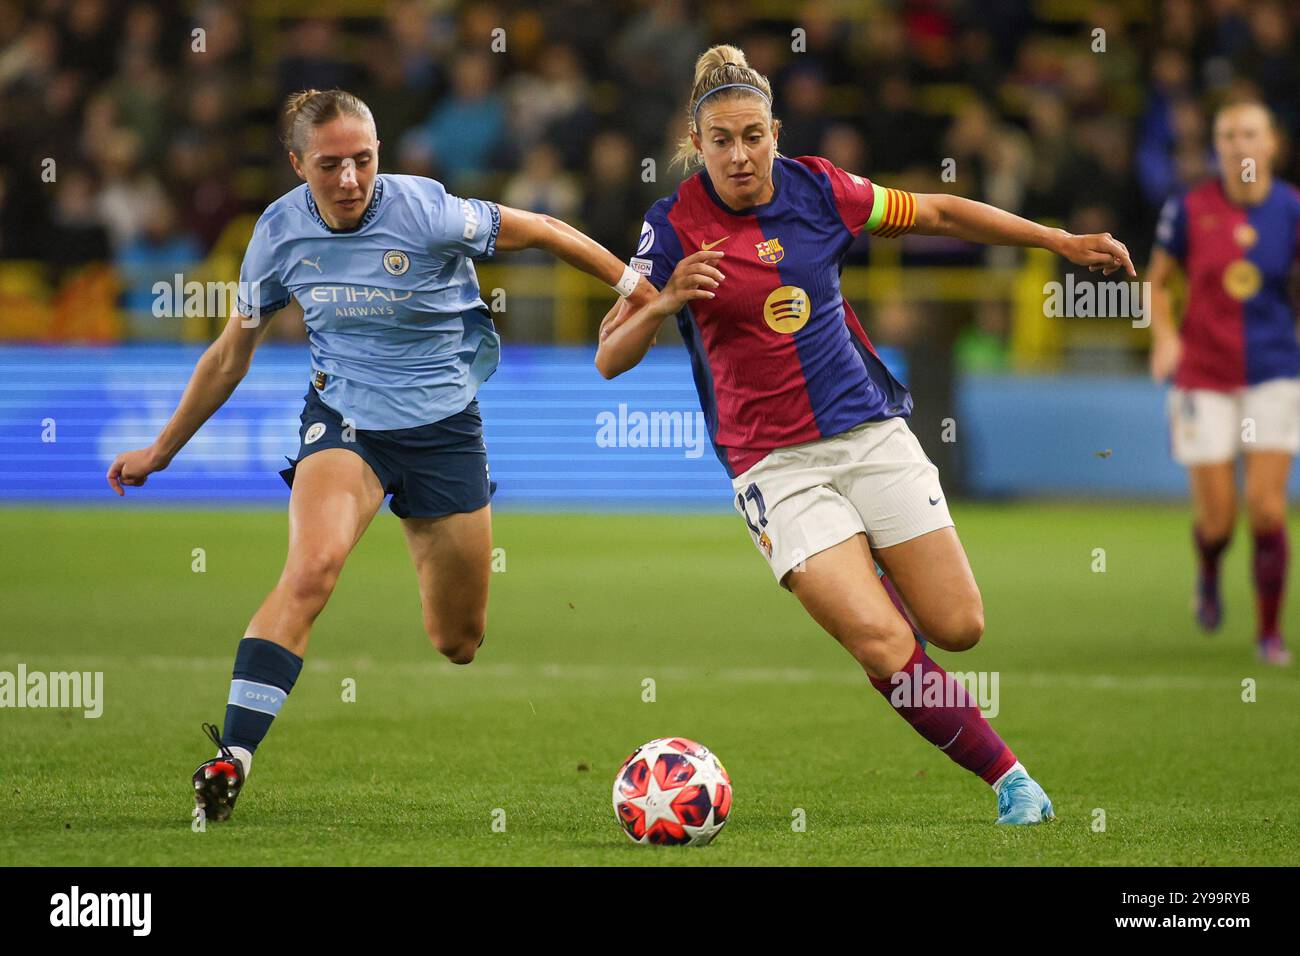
[{"xmin": 279, "ymin": 386, "xmax": 496, "ymax": 519}]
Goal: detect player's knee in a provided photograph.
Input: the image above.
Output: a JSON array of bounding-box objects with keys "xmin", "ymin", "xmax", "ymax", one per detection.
[
  {"xmin": 1202, "ymin": 518, "xmax": 1236, "ymax": 543},
  {"xmin": 937, "ymin": 607, "xmax": 984, "ymax": 651},
  {"xmin": 428, "ymin": 620, "xmax": 485, "ymax": 665},
  {"xmin": 1198, "ymin": 506, "xmax": 1236, "ymax": 542},
  {"xmin": 438, "ymin": 639, "xmax": 481, "ymax": 665},
  {"xmin": 1245, "ymin": 495, "xmax": 1286, "ymax": 534},
  {"xmin": 442, "ymin": 644, "xmax": 478, "ymax": 665},
  {"xmin": 839, "ymin": 614, "xmax": 913, "ymax": 671},
  {"xmin": 282, "ymin": 551, "xmax": 347, "ymax": 606}
]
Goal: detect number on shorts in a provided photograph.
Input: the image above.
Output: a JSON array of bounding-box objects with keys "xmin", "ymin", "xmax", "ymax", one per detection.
[{"xmin": 736, "ymin": 482, "xmax": 769, "ymax": 537}]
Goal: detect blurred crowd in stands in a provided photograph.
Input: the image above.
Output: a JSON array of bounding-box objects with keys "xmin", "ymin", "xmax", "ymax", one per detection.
[{"xmin": 0, "ymin": 0, "xmax": 1297, "ymax": 345}]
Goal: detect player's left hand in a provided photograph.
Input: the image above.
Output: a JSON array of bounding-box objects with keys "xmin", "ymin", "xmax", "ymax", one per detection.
[
  {"xmin": 599, "ymin": 278, "xmax": 659, "ymax": 342},
  {"xmin": 599, "ymin": 298, "xmax": 653, "ymax": 344},
  {"xmin": 1059, "ymin": 232, "xmax": 1136, "ymax": 277},
  {"xmin": 599, "ymin": 298, "xmax": 626, "ymax": 341}
]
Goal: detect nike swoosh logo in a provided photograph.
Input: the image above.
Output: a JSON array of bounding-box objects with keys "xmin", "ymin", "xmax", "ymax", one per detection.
[
  {"xmin": 700, "ymin": 236, "xmax": 729, "ymax": 251},
  {"xmin": 929, "ymin": 495, "xmax": 942, "ymax": 506}
]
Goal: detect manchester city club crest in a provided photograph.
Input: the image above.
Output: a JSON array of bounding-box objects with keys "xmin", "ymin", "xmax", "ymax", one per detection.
[
  {"xmin": 382, "ymin": 250, "xmax": 410, "ymax": 276},
  {"xmin": 755, "ymin": 237, "xmax": 784, "ymax": 264}
]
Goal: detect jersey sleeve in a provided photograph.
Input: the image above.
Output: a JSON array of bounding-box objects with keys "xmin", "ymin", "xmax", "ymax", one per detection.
[
  {"xmin": 1154, "ymin": 193, "xmax": 1188, "ymax": 262},
  {"xmin": 627, "ymin": 203, "xmax": 681, "ymax": 290},
  {"xmin": 424, "ymin": 179, "xmax": 501, "ymax": 260},
  {"xmin": 798, "ymin": 155, "xmax": 916, "ymax": 238},
  {"xmin": 236, "ymin": 213, "xmax": 292, "ymax": 318},
  {"xmin": 1290, "ymin": 186, "xmax": 1300, "ymax": 264}
]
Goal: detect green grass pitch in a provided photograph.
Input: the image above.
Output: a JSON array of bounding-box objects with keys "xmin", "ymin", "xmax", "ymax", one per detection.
[{"xmin": 1, "ymin": 503, "xmax": 1296, "ymax": 866}]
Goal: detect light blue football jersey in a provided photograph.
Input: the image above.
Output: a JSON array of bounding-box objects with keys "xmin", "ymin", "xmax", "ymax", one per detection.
[{"xmin": 237, "ymin": 174, "xmax": 502, "ymax": 429}]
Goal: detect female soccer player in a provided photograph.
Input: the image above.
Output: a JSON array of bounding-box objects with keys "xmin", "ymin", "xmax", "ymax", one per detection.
[
  {"xmin": 1149, "ymin": 100, "xmax": 1300, "ymax": 666},
  {"xmin": 105, "ymin": 89, "xmax": 654, "ymax": 821},
  {"xmin": 598, "ymin": 45, "xmax": 1136, "ymax": 824}
]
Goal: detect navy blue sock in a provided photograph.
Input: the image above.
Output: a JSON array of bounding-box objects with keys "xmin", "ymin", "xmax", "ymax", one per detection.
[{"xmin": 223, "ymin": 638, "xmax": 303, "ymax": 753}]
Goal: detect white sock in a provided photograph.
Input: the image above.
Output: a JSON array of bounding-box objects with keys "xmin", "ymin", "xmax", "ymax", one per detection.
[
  {"xmin": 992, "ymin": 761, "xmax": 1025, "ymax": 793},
  {"xmin": 217, "ymin": 746, "xmax": 253, "ymax": 781}
]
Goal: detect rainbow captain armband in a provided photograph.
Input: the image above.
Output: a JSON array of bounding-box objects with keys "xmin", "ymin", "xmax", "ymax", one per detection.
[{"xmin": 864, "ymin": 186, "xmax": 917, "ymax": 238}]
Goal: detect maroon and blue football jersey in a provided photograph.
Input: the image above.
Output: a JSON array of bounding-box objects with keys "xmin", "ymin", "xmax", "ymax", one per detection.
[
  {"xmin": 1155, "ymin": 178, "xmax": 1300, "ymax": 391},
  {"xmin": 632, "ymin": 156, "xmax": 913, "ymax": 477}
]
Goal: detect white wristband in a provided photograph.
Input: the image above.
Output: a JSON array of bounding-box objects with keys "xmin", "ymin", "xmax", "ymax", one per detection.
[{"xmin": 612, "ymin": 264, "xmax": 640, "ymax": 298}]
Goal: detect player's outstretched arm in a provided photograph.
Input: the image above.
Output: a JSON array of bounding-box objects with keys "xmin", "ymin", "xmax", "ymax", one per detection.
[
  {"xmin": 494, "ymin": 205, "xmax": 657, "ymax": 305},
  {"xmin": 911, "ymin": 193, "xmax": 1136, "ymax": 277},
  {"xmin": 595, "ymin": 250, "xmax": 725, "ymax": 379},
  {"xmin": 105, "ymin": 304, "xmax": 288, "ymax": 495}
]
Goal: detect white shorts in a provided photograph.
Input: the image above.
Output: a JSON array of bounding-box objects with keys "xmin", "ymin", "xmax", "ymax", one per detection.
[
  {"xmin": 731, "ymin": 417, "xmax": 954, "ymax": 586},
  {"xmin": 1168, "ymin": 379, "xmax": 1300, "ymax": 466}
]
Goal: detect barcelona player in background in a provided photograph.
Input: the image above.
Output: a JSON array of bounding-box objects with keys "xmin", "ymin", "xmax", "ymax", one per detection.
[
  {"xmin": 599, "ymin": 45, "xmax": 1136, "ymax": 824},
  {"xmin": 1149, "ymin": 100, "xmax": 1300, "ymax": 667},
  {"xmin": 105, "ymin": 89, "xmax": 654, "ymax": 821}
]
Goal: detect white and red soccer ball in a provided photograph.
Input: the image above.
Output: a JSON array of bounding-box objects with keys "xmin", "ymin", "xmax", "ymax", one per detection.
[{"xmin": 612, "ymin": 737, "xmax": 732, "ymax": 846}]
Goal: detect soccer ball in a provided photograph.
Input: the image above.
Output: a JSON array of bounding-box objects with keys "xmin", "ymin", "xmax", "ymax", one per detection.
[{"xmin": 612, "ymin": 737, "xmax": 732, "ymax": 846}]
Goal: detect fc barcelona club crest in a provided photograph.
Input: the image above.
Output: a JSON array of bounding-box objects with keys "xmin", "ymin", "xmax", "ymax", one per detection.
[
  {"xmin": 382, "ymin": 250, "xmax": 410, "ymax": 276},
  {"xmin": 755, "ymin": 237, "xmax": 784, "ymax": 264},
  {"xmin": 1223, "ymin": 259, "xmax": 1262, "ymax": 301}
]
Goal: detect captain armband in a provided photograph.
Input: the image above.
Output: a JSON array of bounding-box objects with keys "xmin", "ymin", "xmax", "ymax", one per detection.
[{"xmin": 865, "ymin": 187, "xmax": 917, "ymax": 238}]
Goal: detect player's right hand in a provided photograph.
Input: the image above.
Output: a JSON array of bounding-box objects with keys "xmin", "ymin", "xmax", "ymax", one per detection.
[
  {"xmin": 1059, "ymin": 232, "xmax": 1136, "ymax": 277},
  {"xmin": 106, "ymin": 445, "xmax": 168, "ymax": 496},
  {"xmin": 658, "ymin": 250, "xmax": 725, "ymax": 315},
  {"xmin": 1149, "ymin": 333, "xmax": 1181, "ymax": 382}
]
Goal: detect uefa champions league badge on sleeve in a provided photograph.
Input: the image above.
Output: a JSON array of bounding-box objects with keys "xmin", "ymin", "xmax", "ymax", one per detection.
[{"xmin": 637, "ymin": 221, "xmax": 654, "ymax": 255}]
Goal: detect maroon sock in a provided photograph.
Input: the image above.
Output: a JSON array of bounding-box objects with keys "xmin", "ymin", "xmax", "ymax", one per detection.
[
  {"xmin": 1194, "ymin": 527, "xmax": 1229, "ymax": 597},
  {"xmin": 868, "ymin": 642, "xmax": 1016, "ymax": 785},
  {"xmin": 1252, "ymin": 527, "xmax": 1288, "ymax": 638},
  {"xmin": 879, "ymin": 573, "xmax": 914, "ymax": 633}
]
